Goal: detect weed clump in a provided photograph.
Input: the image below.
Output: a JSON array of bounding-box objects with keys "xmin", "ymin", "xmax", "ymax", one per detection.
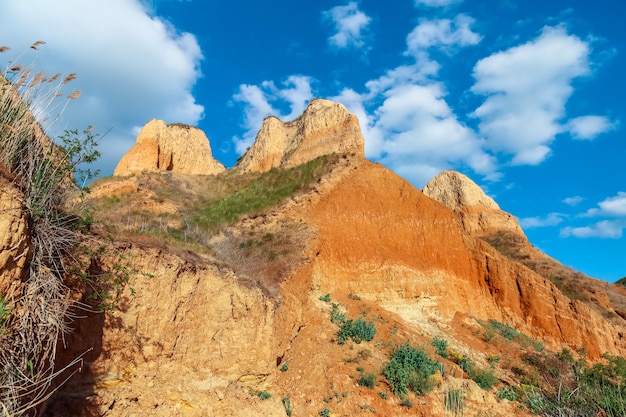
[
  {"xmin": 337, "ymin": 317, "xmax": 376, "ymax": 345},
  {"xmin": 383, "ymin": 341, "xmax": 440, "ymax": 397}
]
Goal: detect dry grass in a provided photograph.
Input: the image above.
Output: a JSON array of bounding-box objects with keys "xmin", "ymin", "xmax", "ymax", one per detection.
[{"xmin": 0, "ymin": 45, "xmax": 95, "ymax": 416}]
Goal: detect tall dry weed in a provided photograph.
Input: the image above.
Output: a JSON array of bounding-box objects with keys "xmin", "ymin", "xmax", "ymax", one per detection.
[{"xmin": 0, "ymin": 43, "xmax": 95, "ymax": 416}]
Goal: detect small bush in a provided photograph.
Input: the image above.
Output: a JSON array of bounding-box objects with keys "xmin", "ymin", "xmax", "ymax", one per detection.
[
  {"xmin": 258, "ymin": 390, "xmax": 271, "ymax": 400},
  {"xmin": 497, "ymin": 386, "xmax": 519, "ymax": 401},
  {"xmin": 377, "ymin": 391, "xmax": 387, "ymax": 399},
  {"xmin": 337, "ymin": 317, "xmax": 376, "ymax": 345},
  {"xmin": 358, "ymin": 371, "xmax": 377, "ymax": 389},
  {"xmin": 383, "ymin": 341, "xmax": 440, "ymax": 397},
  {"xmin": 280, "ymin": 363, "xmax": 289, "ymax": 372},
  {"xmin": 319, "ymin": 293, "xmax": 331, "ymax": 302},
  {"xmin": 432, "ymin": 337, "xmax": 448, "ymax": 358},
  {"xmin": 469, "ymin": 368, "xmax": 498, "ymax": 390},
  {"xmin": 318, "ymin": 408, "xmax": 330, "ymax": 417}
]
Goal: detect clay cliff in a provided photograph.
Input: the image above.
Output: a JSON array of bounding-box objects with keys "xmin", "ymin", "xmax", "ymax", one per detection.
[
  {"xmin": 114, "ymin": 119, "xmax": 226, "ymax": 176},
  {"xmin": 3, "ymin": 98, "xmax": 626, "ymax": 416}
]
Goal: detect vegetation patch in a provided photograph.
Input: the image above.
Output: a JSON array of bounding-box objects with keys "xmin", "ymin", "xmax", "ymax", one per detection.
[
  {"xmin": 193, "ymin": 155, "xmax": 331, "ymax": 232},
  {"xmin": 383, "ymin": 341, "xmax": 440, "ymax": 397},
  {"xmin": 480, "ymin": 319, "xmax": 543, "ymax": 351},
  {"xmin": 337, "ymin": 317, "xmax": 377, "ymax": 345}
]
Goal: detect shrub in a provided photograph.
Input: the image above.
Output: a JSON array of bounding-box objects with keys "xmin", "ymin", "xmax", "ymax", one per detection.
[
  {"xmin": 337, "ymin": 317, "xmax": 376, "ymax": 345},
  {"xmin": 318, "ymin": 408, "xmax": 330, "ymax": 417},
  {"xmin": 358, "ymin": 371, "xmax": 377, "ymax": 389},
  {"xmin": 258, "ymin": 390, "xmax": 271, "ymax": 400},
  {"xmin": 377, "ymin": 391, "xmax": 387, "ymax": 399},
  {"xmin": 383, "ymin": 341, "xmax": 440, "ymax": 397},
  {"xmin": 497, "ymin": 386, "xmax": 519, "ymax": 401},
  {"xmin": 280, "ymin": 363, "xmax": 289, "ymax": 372},
  {"xmin": 469, "ymin": 368, "xmax": 498, "ymax": 390},
  {"xmin": 432, "ymin": 337, "xmax": 448, "ymax": 358},
  {"xmin": 319, "ymin": 293, "xmax": 331, "ymax": 302}
]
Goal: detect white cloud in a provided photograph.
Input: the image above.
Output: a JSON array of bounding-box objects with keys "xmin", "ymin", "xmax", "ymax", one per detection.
[
  {"xmin": 336, "ymin": 80, "xmax": 498, "ymax": 186},
  {"xmin": 561, "ymin": 220, "xmax": 624, "ymax": 239},
  {"xmin": 406, "ymin": 15, "xmax": 482, "ymax": 53},
  {"xmin": 471, "ymin": 26, "xmax": 591, "ymax": 165},
  {"xmin": 414, "ymin": 0, "xmax": 463, "ymax": 7},
  {"xmin": 330, "ymin": 15, "xmax": 494, "ymax": 186},
  {"xmin": 323, "ymin": 2, "xmax": 372, "ymax": 50},
  {"xmin": 231, "ymin": 76, "xmax": 314, "ymax": 154},
  {"xmin": 520, "ymin": 213, "xmax": 564, "ymax": 228},
  {"xmin": 586, "ymin": 192, "xmax": 626, "ymax": 217},
  {"xmin": 567, "ymin": 115, "xmax": 618, "ymax": 140},
  {"xmin": 563, "ymin": 196, "xmax": 584, "ymax": 206},
  {"xmin": 0, "ymin": 0, "xmax": 203, "ymax": 175}
]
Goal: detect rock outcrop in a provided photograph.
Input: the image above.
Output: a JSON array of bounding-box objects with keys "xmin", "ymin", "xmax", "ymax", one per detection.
[
  {"xmin": 235, "ymin": 99, "xmax": 364, "ymax": 173},
  {"xmin": 423, "ymin": 170, "xmax": 524, "ymax": 237},
  {"xmin": 114, "ymin": 120, "xmax": 226, "ymax": 176}
]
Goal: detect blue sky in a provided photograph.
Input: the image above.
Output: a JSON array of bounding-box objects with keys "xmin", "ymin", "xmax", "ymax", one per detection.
[{"xmin": 0, "ymin": 0, "xmax": 624, "ymax": 281}]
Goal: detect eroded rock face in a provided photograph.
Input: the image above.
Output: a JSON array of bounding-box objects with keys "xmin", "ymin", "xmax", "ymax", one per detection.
[
  {"xmin": 236, "ymin": 99, "xmax": 364, "ymax": 173},
  {"xmin": 0, "ymin": 176, "xmax": 30, "ymax": 294},
  {"xmin": 114, "ymin": 120, "xmax": 226, "ymax": 176},
  {"xmin": 304, "ymin": 161, "xmax": 626, "ymax": 359},
  {"xmin": 49, "ymin": 246, "xmax": 282, "ymax": 416},
  {"xmin": 423, "ymin": 170, "xmax": 524, "ymax": 237}
]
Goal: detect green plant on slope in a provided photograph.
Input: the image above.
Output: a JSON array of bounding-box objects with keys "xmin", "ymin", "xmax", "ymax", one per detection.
[
  {"xmin": 433, "ymin": 337, "xmax": 449, "ymax": 358},
  {"xmin": 445, "ymin": 388, "xmax": 465, "ymax": 416},
  {"xmin": 282, "ymin": 396, "xmax": 292, "ymax": 416},
  {"xmin": 383, "ymin": 341, "xmax": 440, "ymax": 397},
  {"xmin": 337, "ymin": 317, "xmax": 376, "ymax": 345}
]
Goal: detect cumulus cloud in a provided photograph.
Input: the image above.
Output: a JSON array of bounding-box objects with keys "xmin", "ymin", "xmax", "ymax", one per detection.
[
  {"xmin": 563, "ymin": 196, "xmax": 584, "ymax": 206},
  {"xmin": 323, "ymin": 2, "xmax": 372, "ymax": 50},
  {"xmin": 519, "ymin": 213, "xmax": 564, "ymax": 228},
  {"xmin": 585, "ymin": 192, "xmax": 626, "ymax": 217},
  {"xmin": 0, "ymin": 0, "xmax": 203, "ymax": 175},
  {"xmin": 329, "ymin": 15, "xmax": 491, "ymax": 186},
  {"xmin": 561, "ymin": 220, "xmax": 624, "ymax": 239},
  {"xmin": 406, "ymin": 15, "xmax": 482, "ymax": 53},
  {"xmin": 471, "ymin": 26, "xmax": 591, "ymax": 165},
  {"xmin": 567, "ymin": 115, "xmax": 618, "ymax": 140},
  {"xmin": 231, "ymin": 76, "xmax": 314, "ymax": 154}
]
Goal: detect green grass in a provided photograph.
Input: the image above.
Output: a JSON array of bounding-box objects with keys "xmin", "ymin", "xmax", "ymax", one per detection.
[
  {"xmin": 193, "ymin": 156, "xmax": 330, "ymax": 232},
  {"xmin": 480, "ymin": 319, "xmax": 544, "ymax": 351},
  {"xmin": 445, "ymin": 388, "xmax": 465, "ymax": 416}
]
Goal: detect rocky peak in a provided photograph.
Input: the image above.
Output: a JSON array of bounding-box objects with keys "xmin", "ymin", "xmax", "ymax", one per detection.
[
  {"xmin": 422, "ymin": 170, "xmax": 524, "ymax": 237},
  {"xmin": 235, "ymin": 98, "xmax": 364, "ymax": 173},
  {"xmin": 114, "ymin": 119, "xmax": 225, "ymax": 176}
]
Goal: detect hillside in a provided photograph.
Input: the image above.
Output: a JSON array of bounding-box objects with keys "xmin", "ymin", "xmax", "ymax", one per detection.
[{"xmin": 3, "ymin": 98, "xmax": 626, "ymax": 416}]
